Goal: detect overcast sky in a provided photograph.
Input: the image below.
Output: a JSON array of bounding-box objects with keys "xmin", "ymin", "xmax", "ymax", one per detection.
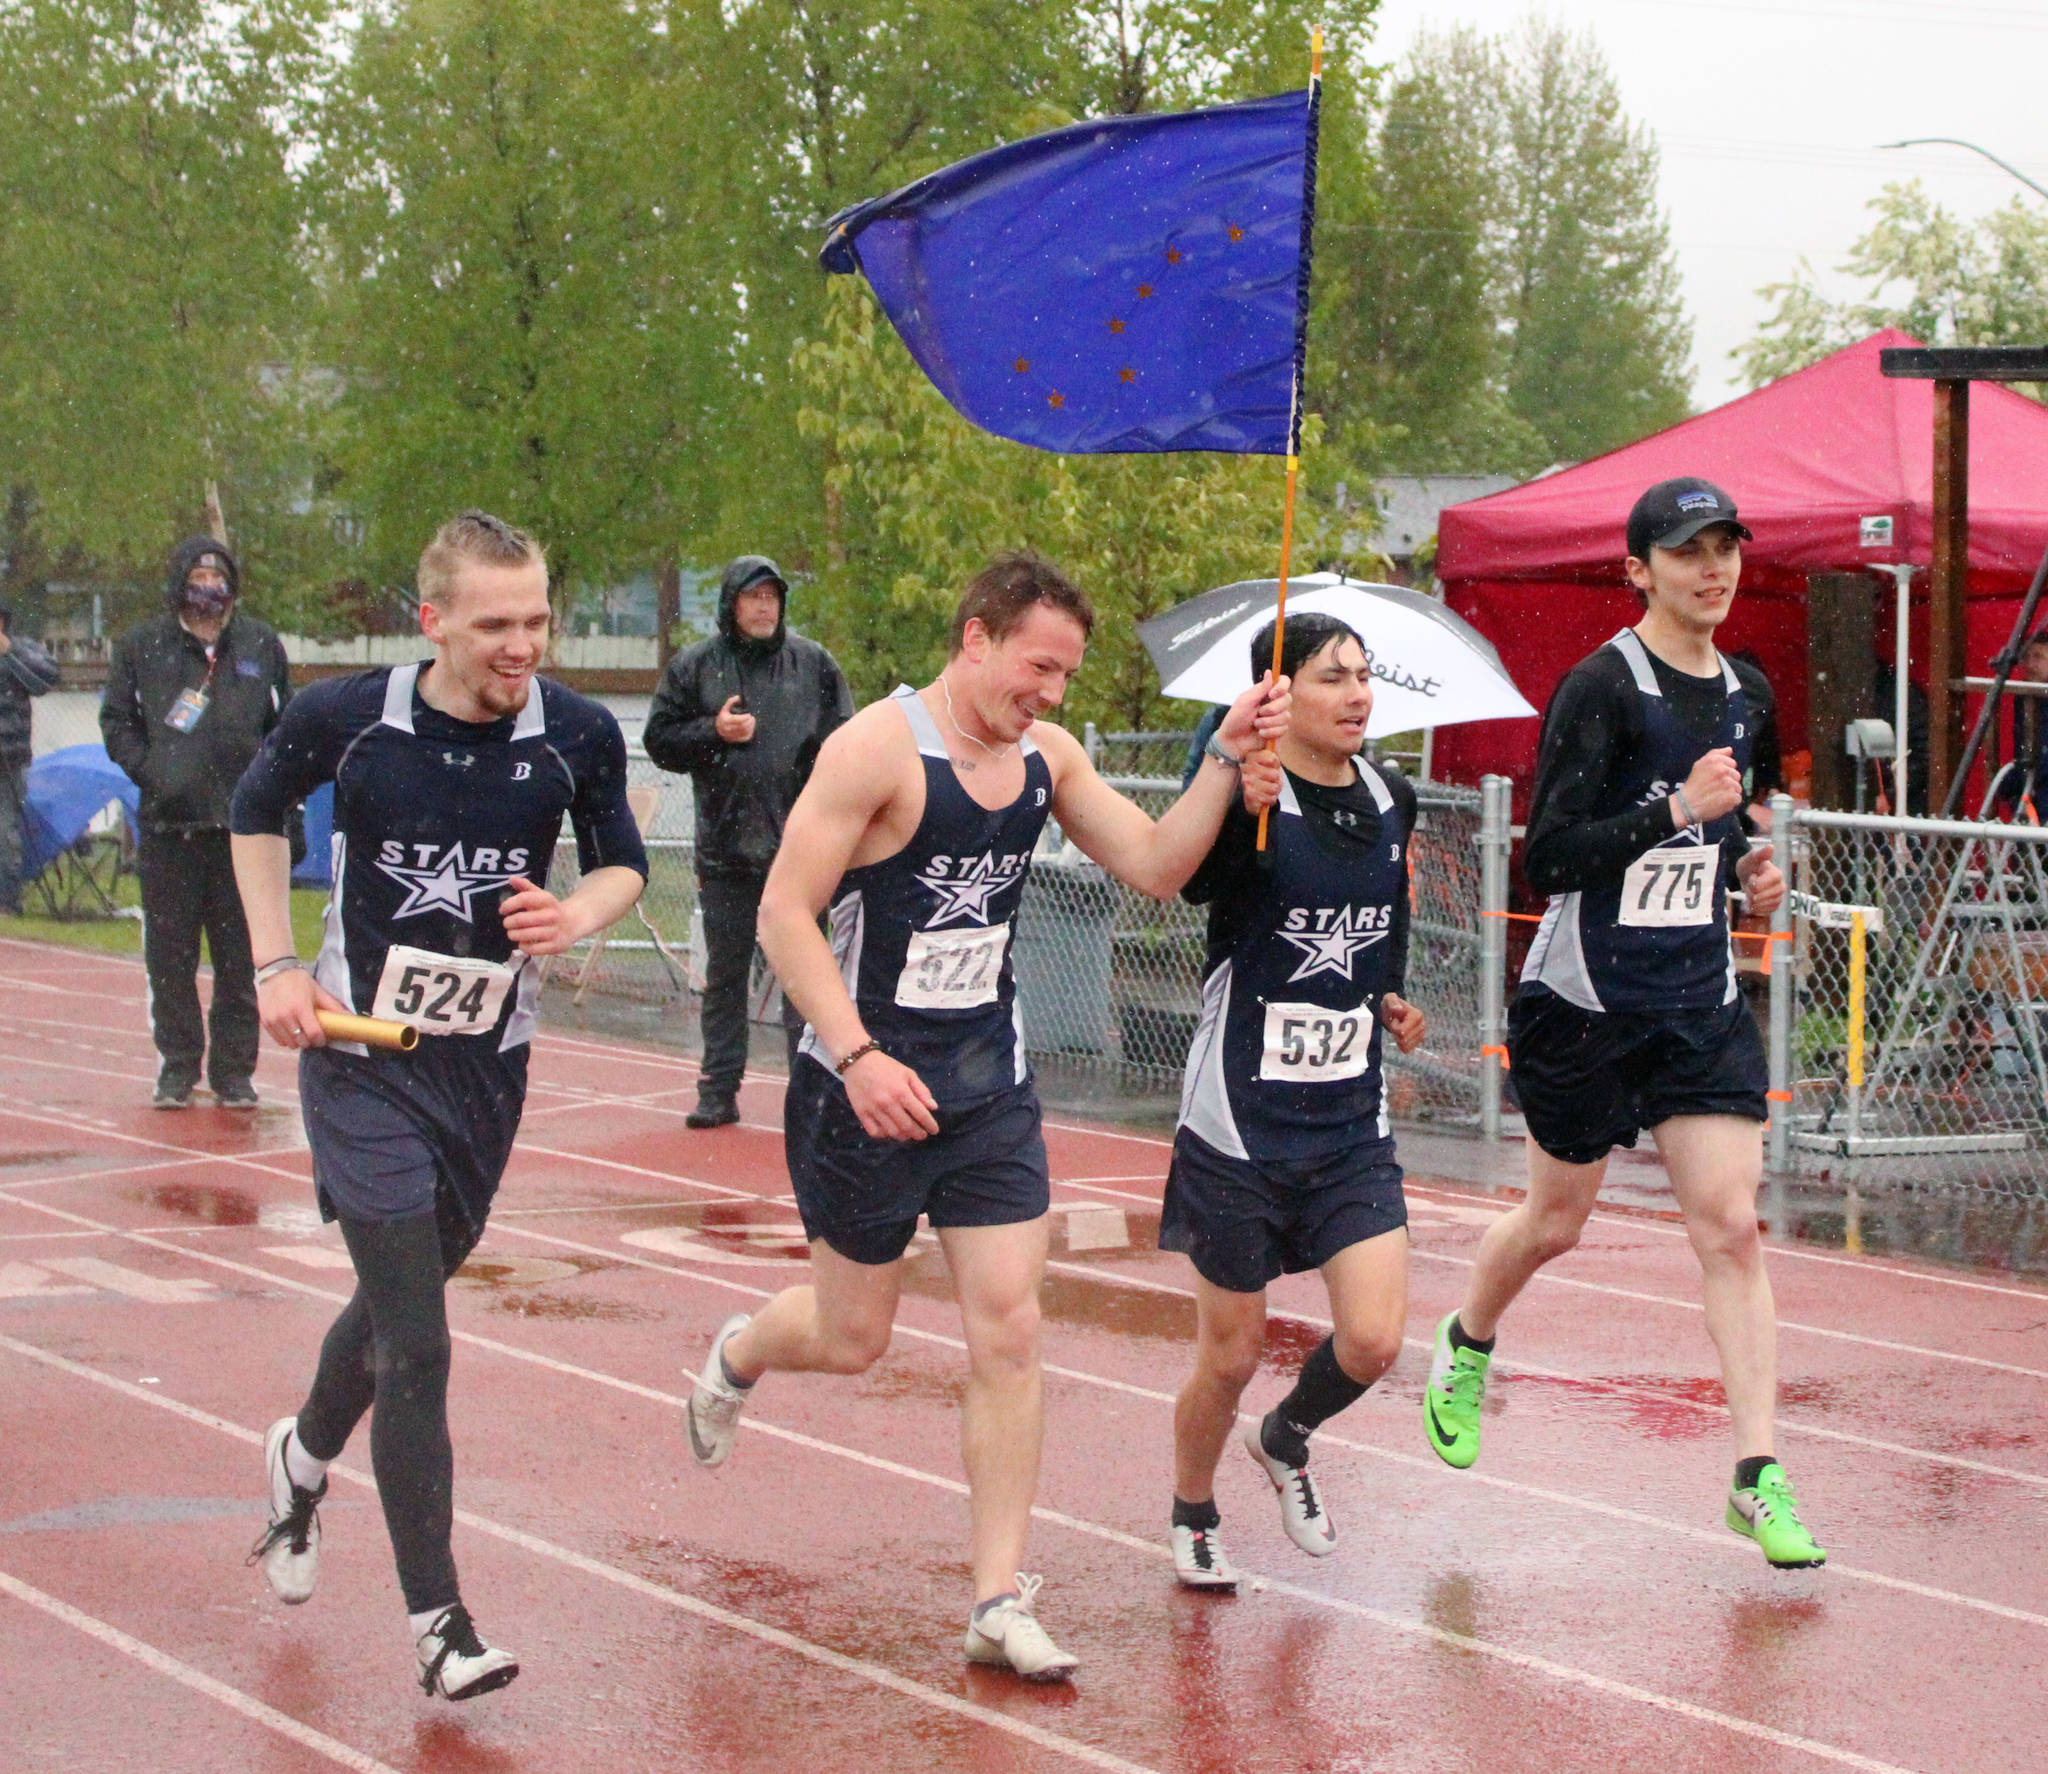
[{"xmin": 1365, "ymin": 0, "xmax": 2048, "ymax": 413}]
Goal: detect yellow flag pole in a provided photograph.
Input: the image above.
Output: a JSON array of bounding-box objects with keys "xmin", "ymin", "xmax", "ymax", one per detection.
[{"xmin": 1256, "ymin": 25, "xmax": 1322, "ymax": 852}]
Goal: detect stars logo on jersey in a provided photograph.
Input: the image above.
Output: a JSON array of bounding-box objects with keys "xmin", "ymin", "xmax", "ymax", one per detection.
[
  {"xmin": 1277, "ymin": 904, "xmax": 1391, "ymax": 983},
  {"xmin": 917, "ymin": 850, "xmax": 1030, "ymax": 927},
  {"xmin": 374, "ymin": 841, "xmax": 528, "ymax": 922}
]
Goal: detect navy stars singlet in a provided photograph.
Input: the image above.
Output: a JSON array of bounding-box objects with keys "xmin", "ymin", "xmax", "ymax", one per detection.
[
  {"xmin": 230, "ymin": 662, "xmax": 646, "ymax": 1055},
  {"xmin": 1521, "ymin": 629, "xmax": 1750, "ymax": 1016},
  {"xmin": 1178, "ymin": 758, "xmax": 1408, "ymax": 1162},
  {"xmin": 797, "ymin": 685, "xmax": 1053, "ymax": 1104}
]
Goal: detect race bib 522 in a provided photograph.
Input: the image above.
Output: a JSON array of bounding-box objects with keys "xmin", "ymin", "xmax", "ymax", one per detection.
[
  {"xmin": 1259, "ymin": 1000, "xmax": 1374, "ymax": 1082},
  {"xmin": 370, "ymin": 945, "xmax": 516, "ymax": 1035},
  {"xmin": 895, "ymin": 924, "xmax": 1008, "ymax": 1009}
]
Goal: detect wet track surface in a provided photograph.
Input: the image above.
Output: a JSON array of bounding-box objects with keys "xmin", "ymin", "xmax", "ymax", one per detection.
[{"xmin": 2, "ymin": 936, "xmax": 2045, "ymax": 1772}]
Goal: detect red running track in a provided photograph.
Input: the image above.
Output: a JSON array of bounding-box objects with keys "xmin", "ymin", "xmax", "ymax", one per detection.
[{"xmin": 1, "ymin": 933, "xmax": 2044, "ymax": 1773}]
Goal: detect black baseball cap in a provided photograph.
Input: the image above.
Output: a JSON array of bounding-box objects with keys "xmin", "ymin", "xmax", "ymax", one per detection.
[{"xmin": 1626, "ymin": 477, "xmax": 1752, "ymax": 561}]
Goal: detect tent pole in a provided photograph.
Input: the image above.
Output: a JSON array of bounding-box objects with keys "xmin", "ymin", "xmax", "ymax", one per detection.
[{"xmin": 1892, "ymin": 565, "xmax": 1912, "ymax": 815}]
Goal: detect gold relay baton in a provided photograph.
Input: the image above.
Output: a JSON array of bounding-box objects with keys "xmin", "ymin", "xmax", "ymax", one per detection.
[{"xmin": 315, "ymin": 1010, "xmax": 419, "ymax": 1052}]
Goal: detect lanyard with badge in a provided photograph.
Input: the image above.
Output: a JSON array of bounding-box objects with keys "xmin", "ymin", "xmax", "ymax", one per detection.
[{"xmin": 163, "ymin": 648, "xmax": 221, "ymax": 733}]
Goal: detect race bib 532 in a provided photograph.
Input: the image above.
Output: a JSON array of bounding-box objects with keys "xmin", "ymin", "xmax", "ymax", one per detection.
[{"xmin": 1259, "ymin": 1000, "xmax": 1374, "ymax": 1082}]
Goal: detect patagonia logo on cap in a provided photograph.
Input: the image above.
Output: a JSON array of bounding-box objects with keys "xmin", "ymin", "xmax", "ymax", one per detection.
[{"xmin": 1677, "ymin": 491, "xmax": 1720, "ymax": 513}]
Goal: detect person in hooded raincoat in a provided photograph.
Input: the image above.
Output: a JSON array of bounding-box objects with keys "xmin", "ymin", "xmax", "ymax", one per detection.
[
  {"xmin": 644, "ymin": 557, "xmax": 853, "ymax": 1125},
  {"xmin": 101, "ymin": 537, "xmax": 292, "ymax": 1109}
]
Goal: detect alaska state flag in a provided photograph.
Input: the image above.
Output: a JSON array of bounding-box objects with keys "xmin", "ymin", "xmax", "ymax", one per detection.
[{"xmin": 820, "ymin": 89, "xmax": 1317, "ymax": 456}]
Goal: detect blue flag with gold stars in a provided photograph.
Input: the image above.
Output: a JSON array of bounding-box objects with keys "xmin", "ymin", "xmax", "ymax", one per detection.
[{"xmin": 820, "ymin": 89, "xmax": 1317, "ymax": 456}]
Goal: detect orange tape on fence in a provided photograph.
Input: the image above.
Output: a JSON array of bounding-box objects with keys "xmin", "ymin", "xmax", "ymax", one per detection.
[
  {"xmin": 1480, "ymin": 1044, "xmax": 1510, "ymax": 1071},
  {"xmin": 1765, "ymin": 1089, "xmax": 1793, "ymax": 1103}
]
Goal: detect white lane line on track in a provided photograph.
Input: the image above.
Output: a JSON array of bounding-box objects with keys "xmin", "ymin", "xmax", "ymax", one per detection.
[
  {"xmin": 1048, "ymin": 1174, "xmax": 2048, "ymax": 1376},
  {"xmin": 5, "ymin": 1088, "xmax": 2047, "ymax": 1485},
  {"xmin": 7, "ymin": 1153, "xmax": 2032, "ymax": 1649},
  {"xmin": 0, "ymin": 1566, "xmax": 402, "ymax": 1774},
  {"xmin": 6, "ymin": 982, "xmax": 2042, "ymax": 1306},
  {"xmin": 0, "ymin": 1331, "xmax": 1923, "ymax": 1774},
  {"xmin": 515, "ymin": 1214, "xmax": 2048, "ymax": 1633},
  {"xmin": 0, "ymin": 1336, "xmax": 1161, "ymax": 1774}
]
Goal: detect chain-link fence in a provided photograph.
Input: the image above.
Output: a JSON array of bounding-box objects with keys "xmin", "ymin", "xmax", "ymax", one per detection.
[
  {"xmin": 1769, "ymin": 798, "xmax": 2048, "ymax": 1200},
  {"xmin": 545, "ymin": 733, "xmax": 1504, "ymax": 1122}
]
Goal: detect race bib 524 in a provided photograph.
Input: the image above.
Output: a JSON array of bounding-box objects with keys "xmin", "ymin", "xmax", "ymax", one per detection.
[{"xmin": 370, "ymin": 945, "xmax": 517, "ymax": 1035}]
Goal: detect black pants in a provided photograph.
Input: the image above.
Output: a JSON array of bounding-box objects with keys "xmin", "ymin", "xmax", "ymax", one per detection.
[
  {"xmin": 696, "ymin": 871, "xmax": 803, "ymax": 1104},
  {"xmin": 0, "ymin": 762, "xmax": 26, "ymax": 913},
  {"xmin": 138, "ymin": 827, "xmax": 258, "ymax": 1091},
  {"xmin": 293, "ymin": 1191, "xmax": 484, "ymax": 1616}
]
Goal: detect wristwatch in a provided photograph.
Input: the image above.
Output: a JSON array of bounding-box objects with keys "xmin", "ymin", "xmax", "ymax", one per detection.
[{"xmin": 1204, "ymin": 730, "xmax": 1244, "ymax": 769}]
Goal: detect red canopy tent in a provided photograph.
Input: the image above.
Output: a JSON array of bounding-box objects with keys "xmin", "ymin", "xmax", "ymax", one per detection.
[{"xmin": 1431, "ymin": 329, "xmax": 2048, "ymax": 807}]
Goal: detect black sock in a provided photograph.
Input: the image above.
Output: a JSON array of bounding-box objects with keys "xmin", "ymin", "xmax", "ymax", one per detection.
[
  {"xmin": 1172, "ymin": 1496, "xmax": 1221, "ymax": 1532},
  {"xmin": 1733, "ymin": 1455, "xmax": 1776, "ymax": 1491},
  {"xmin": 1447, "ymin": 1314, "xmax": 1495, "ymax": 1356},
  {"xmin": 1262, "ymin": 1337, "xmax": 1372, "ymax": 1466}
]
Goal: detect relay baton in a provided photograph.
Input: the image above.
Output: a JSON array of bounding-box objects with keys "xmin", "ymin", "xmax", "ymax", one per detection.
[{"xmin": 315, "ymin": 1010, "xmax": 419, "ymax": 1052}]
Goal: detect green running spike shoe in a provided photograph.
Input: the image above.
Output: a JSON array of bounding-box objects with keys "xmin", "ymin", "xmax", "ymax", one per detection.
[
  {"xmin": 1424, "ymin": 1313, "xmax": 1489, "ymax": 1469},
  {"xmin": 1726, "ymin": 1464, "xmax": 1827, "ymax": 1569}
]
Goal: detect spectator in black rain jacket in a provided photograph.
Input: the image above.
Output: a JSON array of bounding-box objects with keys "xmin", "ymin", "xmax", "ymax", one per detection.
[
  {"xmin": 101, "ymin": 537, "xmax": 292, "ymax": 1109},
  {"xmin": 0, "ymin": 603, "xmax": 61, "ymax": 914},
  {"xmin": 643, "ymin": 556, "xmax": 853, "ymax": 1126}
]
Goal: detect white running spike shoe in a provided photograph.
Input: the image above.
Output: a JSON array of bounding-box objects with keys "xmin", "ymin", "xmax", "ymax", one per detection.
[
  {"xmin": 687, "ymin": 1313, "xmax": 754, "ymax": 1468},
  {"xmin": 415, "ymin": 1604, "xmax": 520, "ymax": 1701},
  {"xmin": 1242, "ymin": 1420, "xmax": 1337, "ymax": 1557},
  {"xmin": 248, "ymin": 1417, "xmax": 324, "ymax": 1604},
  {"xmin": 1170, "ymin": 1520, "xmax": 1242, "ymax": 1590},
  {"xmin": 962, "ymin": 1574, "xmax": 1080, "ymax": 1681}
]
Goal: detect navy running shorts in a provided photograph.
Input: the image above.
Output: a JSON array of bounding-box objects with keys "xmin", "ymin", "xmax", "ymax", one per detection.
[
  {"xmin": 1159, "ymin": 1126, "xmax": 1407, "ymax": 1295},
  {"xmin": 299, "ymin": 1039, "xmax": 528, "ymax": 1240},
  {"xmin": 1506, "ymin": 987, "xmax": 1768, "ymax": 1166},
  {"xmin": 783, "ymin": 1056, "xmax": 1050, "ymax": 1266}
]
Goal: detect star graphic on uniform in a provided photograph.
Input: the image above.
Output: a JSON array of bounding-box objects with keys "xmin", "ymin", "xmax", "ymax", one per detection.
[
  {"xmin": 1137, "ymin": 283, "xmax": 1155, "ymax": 299},
  {"xmin": 1227, "ymin": 224, "xmax": 1245, "ymax": 241},
  {"xmin": 1165, "ymin": 246, "xmax": 1184, "ymax": 264},
  {"xmin": 376, "ymin": 844, "xmax": 516, "ymax": 923},
  {"xmin": 1118, "ymin": 367, "xmax": 1136, "ymax": 383},
  {"xmin": 1048, "ymin": 390, "xmax": 1064, "ymax": 408},
  {"xmin": 917, "ymin": 855, "xmax": 1013, "ymax": 926},
  {"xmin": 1278, "ymin": 913, "xmax": 1389, "ymax": 983},
  {"xmin": 1013, "ymin": 357, "xmax": 1030, "ymax": 373},
  {"xmin": 1107, "ymin": 317, "xmax": 1125, "ymax": 334}
]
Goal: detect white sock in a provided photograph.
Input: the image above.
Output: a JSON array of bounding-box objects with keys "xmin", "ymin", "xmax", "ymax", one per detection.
[
  {"xmin": 410, "ymin": 1605, "xmax": 455, "ymax": 1642},
  {"xmin": 283, "ymin": 1427, "xmax": 328, "ymax": 1493}
]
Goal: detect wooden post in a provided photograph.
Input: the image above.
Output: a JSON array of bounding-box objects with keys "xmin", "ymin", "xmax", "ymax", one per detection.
[
  {"xmin": 655, "ymin": 559, "xmax": 681, "ymax": 671},
  {"xmin": 1805, "ymin": 572, "xmax": 1877, "ymax": 810},
  {"xmin": 1926, "ymin": 377, "xmax": 1970, "ymax": 812}
]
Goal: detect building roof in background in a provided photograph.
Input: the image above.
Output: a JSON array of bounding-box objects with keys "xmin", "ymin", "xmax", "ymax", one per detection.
[{"xmin": 1374, "ymin": 475, "xmax": 1518, "ymax": 559}]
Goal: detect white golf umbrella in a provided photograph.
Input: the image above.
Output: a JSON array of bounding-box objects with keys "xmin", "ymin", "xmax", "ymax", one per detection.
[{"xmin": 1139, "ymin": 573, "xmax": 1537, "ymax": 737}]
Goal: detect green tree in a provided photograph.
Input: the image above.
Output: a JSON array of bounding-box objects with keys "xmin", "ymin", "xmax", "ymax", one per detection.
[
  {"xmin": 314, "ymin": 0, "xmax": 733, "ymax": 596},
  {"xmin": 0, "ymin": 0, "xmax": 333, "ymax": 617},
  {"xmin": 798, "ymin": 279, "xmax": 1288, "ymax": 730},
  {"xmin": 1486, "ymin": 20, "xmax": 1690, "ymax": 460},
  {"xmin": 1322, "ymin": 20, "xmax": 1689, "ymax": 477},
  {"xmin": 1739, "ymin": 180, "xmax": 2048, "ymax": 395}
]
